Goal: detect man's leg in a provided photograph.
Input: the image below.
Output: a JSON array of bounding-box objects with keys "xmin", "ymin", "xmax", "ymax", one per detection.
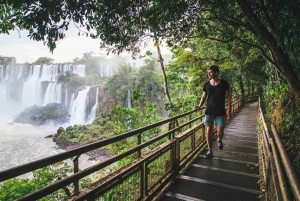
[
  {"xmin": 217, "ymin": 126, "xmax": 224, "ymax": 142},
  {"xmin": 204, "ymin": 115, "xmax": 214, "ymax": 158},
  {"xmin": 206, "ymin": 125, "xmax": 214, "ymax": 152},
  {"xmin": 216, "ymin": 116, "xmax": 226, "ymax": 150}
]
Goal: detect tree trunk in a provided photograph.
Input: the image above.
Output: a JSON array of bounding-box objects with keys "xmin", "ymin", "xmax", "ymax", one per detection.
[
  {"xmin": 155, "ymin": 39, "xmax": 172, "ymax": 102},
  {"xmin": 237, "ymin": 0, "xmax": 300, "ymax": 99},
  {"xmin": 239, "ymin": 80, "xmax": 245, "ymax": 98}
]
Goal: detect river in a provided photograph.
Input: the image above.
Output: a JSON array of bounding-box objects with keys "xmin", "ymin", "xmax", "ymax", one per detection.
[{"xmin": 0, "ymin": 117, "xmax": 97, "ymax": 175}]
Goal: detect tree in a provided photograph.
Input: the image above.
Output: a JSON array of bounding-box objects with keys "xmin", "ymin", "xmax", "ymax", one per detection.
[
  {"xmin": 2, "ymin": 0, "xmax": 300, "ymax": 98},
  {"xmin": 34, "ymin": 57, "xmax": 54, "ymax": 65}
]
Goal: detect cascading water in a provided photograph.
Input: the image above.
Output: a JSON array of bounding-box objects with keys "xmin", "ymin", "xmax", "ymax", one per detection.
[
  {"xmin": 22, "ymin": 65, "xmax": 44, "ymax": 107},
  {"xmin": 64, "ymin": 88, "xmax": 69, "ymax": 107},
  {"xmin": 69, "ymin": 93, "xmax": 75, "ymax": 114},
  {"xmin": 126, "ymin": 89, "xmax": 132, "ymax": 108},
  {"xmin": 126, "ymin": 89, "xmax": 132, "ymax": 131},
  {"xmin": 98, "ymin": 65, "xmax": 114, "ymax": 77},
  {"xmin": 70, "ymin": 87, "xmax": 91, "ymax": 125},
  {"xmin": 43, "ymin": 83, "xmax": 63, "ymax": 105},
  {"xmin": 87, "ymin": 87, "xmax": 99, "ymax": 124},
  {"xmin": 0, "ymin": 64, "xmax": 86, "ymax": 118}
]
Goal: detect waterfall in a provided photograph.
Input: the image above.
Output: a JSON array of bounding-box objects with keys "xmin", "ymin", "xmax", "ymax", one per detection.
[
  {"xmin": 5, "ymin": 65, "xmax": 21, "ymax": 80},
  {"xmin": 98, "ymin": 65, "xmax": 114, "ymax": 77},
  {"xmin": 64, "ymin": 88, "xmax": 68, "ymax": 107},
  {"xmin": 62, "ymin": 64, "xmax": 86, "ymax": 77},
  {"xmin": 73, "ymin": 64, "xmax": 86, "ymax": 77},
  {"xmin": 126, "ymin": 89, "xmax": 132, "ymax": 131},
  {"xmin": 40, "ymin": 64, "xmax": 58, "ymax": 81},
  {"xmin": 17, "ymin": 65, "xmax": 23, "ymax": 79},
  {"xmin": 22, "ymin": 65, "xmax": 43, "ymax": 107},
  {"xmin": 0, "ymin": 65, "xmax": 4, "ymax": 80},
  {"xmin": 0, "ymin": 64, "xmax": 92, "ymax": 121},
  {"xmin": 69, "ymin": 93, "xmax": 75, "ymax": 114},
  {"xmin": 87, "ymin": 87, "xmax": 99, "ymax": 124},
  {"xmin": 70, "ymin": 87, "xmax": 91, "ymax": 125},
  {"xmin": 43, "ymin": 83, "xmax": 63, "ymax": 105},
  {"xmin": 126, "ymin": 89, "xmax": 132, "ymax": 108}
]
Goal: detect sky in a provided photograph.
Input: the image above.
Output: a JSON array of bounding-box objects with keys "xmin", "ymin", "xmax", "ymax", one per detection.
[
  {"xmin": 0, "ymin": 25, "xmax": 106, "ymax": 64},
  {"xmin": 0, "ymin": 24, "xmax": 172, "ymax": 64}
]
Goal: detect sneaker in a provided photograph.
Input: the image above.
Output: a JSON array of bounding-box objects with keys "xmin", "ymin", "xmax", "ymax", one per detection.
[
  {"xmin": 217, "ymin": 140, "xmax": 223, "ymax": 150},
  {"xmin": 204, "ymin": 151, "xmax": 213, "ymax": 159}
]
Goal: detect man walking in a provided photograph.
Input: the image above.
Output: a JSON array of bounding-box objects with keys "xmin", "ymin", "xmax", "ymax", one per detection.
[{"xmin": 194, "ymin": 65, "xmax": 231, "ymax": 159}]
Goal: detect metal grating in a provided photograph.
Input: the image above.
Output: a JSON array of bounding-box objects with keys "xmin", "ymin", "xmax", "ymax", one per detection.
[
  {"xmin": 194, "ymin": 157, "xmax": 259, "ymax": 174},
  {"xmin": 223, "ymin": 134, "xmax": 258, "ymax": 142},
  {"xmin": 210, "ymin": 143, "xmax": 258, "ymax": 154},
  {"xmin": 161, "ymin": 178, "xmax": 260, "ymax": 201},
  {"xmin": 207, "ymin": 150, "xmax": 259, "ymax": 163},
  {"xmin": 183, "ymin": 166, "xmax": 260, "ymax": 190},
  {"xmin": 221, "ymin": 139, "xmax": 258, "ymax": 147},
  {"xmin": 224, "ymin": 130, "xmax": 257, "ymax": 137}
]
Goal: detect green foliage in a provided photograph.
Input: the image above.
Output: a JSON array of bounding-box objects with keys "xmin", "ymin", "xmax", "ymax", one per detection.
[
  {"xmin": 33, "ymin": 57, "xmax": 54, "ymax": 65},
  {"xmin": 0, "ymin": 55, "xmax": 16, "ymax": 65},
  {"xmin": 13, "ymin": 103, "xmax": 69, "ymax": 126},
  {"xmin": 0, "ymin": 178, "xmax": 37, "ymax": 201},
  {"xmin": 263, "ymin": 82, "xmax": 300, "ymax": 177},
  {"xmin": 0, "ymin": 162, "xmax": 75, "ymax": 201},
  {"xmin": 65, "ymin": 76, "xmax": 86, "ymax": 94},
  {"xmin": 106, "ymin": 61, "xmax": 164, "ymax": 107},
  {"xmin": 0, "ymin": 4, "xmax": 15, "ymax": 34},
  {"xmin": 106, "ymin": 63, "xmax": 136, "ymax": 103}
]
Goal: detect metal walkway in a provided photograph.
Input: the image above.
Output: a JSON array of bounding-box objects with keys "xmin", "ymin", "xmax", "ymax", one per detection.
[{"xmin": 160, "ymin": 102, "xmax": 261, "ymax": 201}]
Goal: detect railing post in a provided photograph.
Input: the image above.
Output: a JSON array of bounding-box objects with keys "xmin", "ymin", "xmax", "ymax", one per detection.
[
  {"xmin": 169, "ymin": 121, "xmax": 175, "ymax": 139},
  {"xmin": 171, "ymin": 140, "xmax": 178, "ymax": 181},
  {"xmin": 73, "ymin": 155, "xmax": 80, "ymax": 194},
  {"xmin": 175, "ymin": 137, "xmax": 180, "ymax": 177},
  {"xmin": 138, "ymin": 134, "xmax": 142, "ymax": 158},
  {"xmin": 141, "ymin": 163, "xmax": 145, "ymax": 199},
  {"xmin": 192, "ymin": 130, "xmax": 195, "ymax": 152}
]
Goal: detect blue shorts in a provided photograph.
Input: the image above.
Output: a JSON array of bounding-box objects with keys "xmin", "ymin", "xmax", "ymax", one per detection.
[{"xmin": 204, "ymin": 115, "xmax": 225, "ymax": 127}]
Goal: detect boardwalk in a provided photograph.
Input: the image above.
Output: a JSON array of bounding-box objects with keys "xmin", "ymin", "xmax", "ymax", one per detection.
[{"xmin": 160, "ymin": 102, "xmax": 261, "ymax": 201}]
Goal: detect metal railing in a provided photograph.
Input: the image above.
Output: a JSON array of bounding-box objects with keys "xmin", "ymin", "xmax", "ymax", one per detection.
[
  {"xmin": 258, "ymin": 96, "xmax": 300, "ymax": 201},
  {"xmin": 0, "ymin": 95, "xmax": 257, "ymax": 201}
]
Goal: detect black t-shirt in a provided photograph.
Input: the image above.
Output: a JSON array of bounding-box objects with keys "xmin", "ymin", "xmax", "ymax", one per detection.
[{"xmin": 203, "ymin": 79, "xmax": 229, "ymax": 116}]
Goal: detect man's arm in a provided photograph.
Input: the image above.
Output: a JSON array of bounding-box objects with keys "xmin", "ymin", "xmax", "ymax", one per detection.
[
  {"xmin": 226, "ymin": 90, "xmax": 231, "ymax": 119},
  {"xmin": 194, "ymin": 92, "xmax": 207, "ymax": 110}
]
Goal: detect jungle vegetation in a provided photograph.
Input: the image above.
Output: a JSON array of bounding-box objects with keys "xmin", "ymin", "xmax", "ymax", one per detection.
[{"xmin": 1, "ymin": 0, "xmax": 299, "ymax": 199}]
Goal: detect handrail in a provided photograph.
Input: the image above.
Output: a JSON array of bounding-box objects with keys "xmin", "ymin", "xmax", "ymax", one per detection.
[
  {"xmin": 0, "ymin": 94, "xmax": 258, "ymax": 200},
  {"xmin": 259, "ymin": 95, "xmax": 300, "ymax": 201},
  {"xmin": 271, "ymin": 124, "xmax": 300, "ymax": 200},
  {"xmin": 0, "ymin": 109, "xmax": 196, "ymax": 182}
]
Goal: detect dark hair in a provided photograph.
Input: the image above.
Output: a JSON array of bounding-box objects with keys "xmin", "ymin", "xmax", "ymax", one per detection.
[{"xmin": 208, "ymin": 65, "xmax": 219, "ymax": 73}]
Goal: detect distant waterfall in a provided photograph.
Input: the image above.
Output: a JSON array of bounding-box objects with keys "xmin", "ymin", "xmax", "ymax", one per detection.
[
  {"xmin": 43, "ymin": 83, "xmax": 63, "ymax": 105},
  {"xmin": 22, "ymin": 65, "xmax": 43, "ymax": 107},
  {"xmin": 98, "ymin": 65, "xmax": 114, "ymax": 77},
  {"xmin": 126, "ymin": 89, "xmax": 132, "ymax": 108},
  {"xmin": 70, "ymin": 87, "xmax": 91, "ymax": 125},
  {"xmin": 0, "ymin": 65, "xmax": 4, "ymax": 80},
  {"xmin": 0, "ymin": 64, "xmax": 87, "ymax": 119},
  {"xmin": 69, "ymin": 93, "xmax": 75, "ymax": 114},
  {"xmin": 126, "ymin": 89, "xmax": 132, "ymax": 131},
  {"xmin": 64, "ymin": 88, "xmax": 68, "ymax": 107},
  {"xmin": 87, "ymin": 87, "xmax": 99, "ymax": 124}
]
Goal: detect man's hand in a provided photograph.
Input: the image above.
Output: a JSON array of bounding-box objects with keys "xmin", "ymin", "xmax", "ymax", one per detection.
[
  {"xmin": 227, "ymin": 112, "xmax": 231, "ymax": 120},
  {"xmin": 194, "ymin": 105, "xmax": 200, "ymax": 110}
]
